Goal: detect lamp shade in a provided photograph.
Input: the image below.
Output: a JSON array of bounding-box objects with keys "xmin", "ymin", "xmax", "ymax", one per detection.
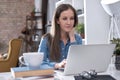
[{"xmin": 101, "ymin": 0, "xmax": 120, "ymax": 16}]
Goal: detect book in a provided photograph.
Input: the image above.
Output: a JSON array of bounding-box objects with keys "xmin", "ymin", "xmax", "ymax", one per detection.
[{"xmin": 11, "ymin": 67, "xmax": 54, "ymax": 78}]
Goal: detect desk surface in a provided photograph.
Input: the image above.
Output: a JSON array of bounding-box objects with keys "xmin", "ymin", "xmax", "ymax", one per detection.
[{"xmin": 0, "ymin": 64, "xmax": 120, "ymax": 80}]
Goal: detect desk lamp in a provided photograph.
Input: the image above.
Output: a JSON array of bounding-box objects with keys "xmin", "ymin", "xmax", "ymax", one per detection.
[{"xmin": 101, "ymin": 0, "xmax": 120, "ymax": 43}]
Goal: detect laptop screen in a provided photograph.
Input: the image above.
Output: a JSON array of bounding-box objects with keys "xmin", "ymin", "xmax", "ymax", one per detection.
[{"xmin": 63, "ymin": 44, "xmax": 115, "ymax": 75}]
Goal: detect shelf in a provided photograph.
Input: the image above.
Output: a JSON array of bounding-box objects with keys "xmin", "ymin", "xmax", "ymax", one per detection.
[
  {"xmin": 56, "ymin": 0, "xmax": 72, "ymax": 7},
  {"xmin": 78, "ymin": 13, "xmax": 84, "ymax": 18},
  {"xmin": 82, "ymin": 39, "xmax": 85, "ymax": 44},
  {"xmin": 25, "ymin": 13, "xmax": 43, "ymax": 52}
]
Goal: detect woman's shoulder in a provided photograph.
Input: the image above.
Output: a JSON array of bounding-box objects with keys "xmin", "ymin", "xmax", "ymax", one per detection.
[
  {"xmin": 42, "ymin": 33, "xmax": 51, "ymax": 39},
  {"xmin": 74, "ymin": 33, "xmax": 82, "ymax": 44},
  {"xmin": 74, "ymin": 33, "xmax": 82, "ymax": 40},
  {"xmin": 41, "ymin": 33, "xmax": 52, "ymax": 43}
]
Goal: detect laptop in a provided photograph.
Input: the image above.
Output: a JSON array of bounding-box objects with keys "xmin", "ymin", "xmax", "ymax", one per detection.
[{"xmin": 55, "ymin": 44, "xmax": 116, "ymax": 76}]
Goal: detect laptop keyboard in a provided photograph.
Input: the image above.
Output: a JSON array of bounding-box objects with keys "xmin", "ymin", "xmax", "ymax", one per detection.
[{"xmin": 74, "ymin": 75, "xmax": 116, "ymax": 80}]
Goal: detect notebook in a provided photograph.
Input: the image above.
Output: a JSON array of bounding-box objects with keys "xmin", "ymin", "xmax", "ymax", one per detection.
[{"xmin": 55, "ymin": 44, "xmax": 116, "ymax": 76}]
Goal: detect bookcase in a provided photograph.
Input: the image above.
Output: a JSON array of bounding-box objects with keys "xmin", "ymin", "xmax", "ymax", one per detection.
[{"xmin": 25, "ymin": 12, "xmax": 43, "ymax": 52}]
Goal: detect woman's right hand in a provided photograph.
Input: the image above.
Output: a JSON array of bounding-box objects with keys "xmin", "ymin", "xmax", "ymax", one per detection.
[
  {"xmin": 55, "ymin": 59, "xmax": 66, "ymax": 69},
  {"xmin": 68, "ymin": 28, "xmax": 76, "ymax": 43}
]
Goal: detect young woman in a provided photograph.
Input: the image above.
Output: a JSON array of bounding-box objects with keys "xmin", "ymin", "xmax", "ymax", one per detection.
[{"xmin": 38, "ymin": 4, "xmax": 82, "ymax": 69}]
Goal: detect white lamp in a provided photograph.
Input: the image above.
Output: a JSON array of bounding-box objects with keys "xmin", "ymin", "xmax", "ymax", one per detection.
[{"xmin": 101, "ymin": 0, "xmax": 120, "ymax": 43}]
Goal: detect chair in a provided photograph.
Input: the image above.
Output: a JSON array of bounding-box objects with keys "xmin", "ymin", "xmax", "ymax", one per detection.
[{"xmin": 0, "ymin": 39, "xmax": 22, "ymax": 72}]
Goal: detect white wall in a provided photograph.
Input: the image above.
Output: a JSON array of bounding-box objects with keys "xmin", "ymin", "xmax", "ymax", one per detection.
[
  {"xmin": 47, "ymin": 0, "xmax": 59, "ymax": 22},
  {"xmin": 85, "ymin": 0, "xmax": 110, "ymax": 44},
  {"xmin": 34, "ymin": 0, "xmax": 42, "ymax": 12}
]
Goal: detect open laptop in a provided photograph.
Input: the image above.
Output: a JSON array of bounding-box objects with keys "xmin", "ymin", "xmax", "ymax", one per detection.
[{"xmin": 55, "ymin": 44, "xmax": 116, "ymax": 76}]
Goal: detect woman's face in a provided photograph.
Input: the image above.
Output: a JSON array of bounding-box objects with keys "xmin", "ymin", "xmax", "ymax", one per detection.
[{"xmin": 57, "ymin": 9, "xmax": 75, "ymax": 33}]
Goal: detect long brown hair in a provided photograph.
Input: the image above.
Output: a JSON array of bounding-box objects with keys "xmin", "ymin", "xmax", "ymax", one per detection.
[{"xmin": 44, "ymin": 4, "xmax": 78, "ymax": 62}]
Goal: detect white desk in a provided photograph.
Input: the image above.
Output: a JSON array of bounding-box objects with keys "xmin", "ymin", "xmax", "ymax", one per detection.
[
  {"xmin": 0, "ymin": 64, "xmax": 120, "ymax": 80},
  {"xmin": 55, "ymin": 70, "xmax": 120, "ymax": 80},
  {"xmin": 54, "ymin": 64, "xmax": 120, "ymax": 80}
]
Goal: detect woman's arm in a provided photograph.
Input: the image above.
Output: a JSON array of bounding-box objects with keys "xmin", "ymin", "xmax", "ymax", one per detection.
[
  {"xmin": 38, "ymin": 37, "xmax": 56, "ymax": 68},
  {"xmin": 68, "ymin": 28, "xmax": 82, "ymax": 45},
  {"xmin": 70, "ymin": 34, "xmax": 82, "ymax": 45},
  {"xmin": 38, "ymin": 37, "xmax": 68, "ymax": 69}
]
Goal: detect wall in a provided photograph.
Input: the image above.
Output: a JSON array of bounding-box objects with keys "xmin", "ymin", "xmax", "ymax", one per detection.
[
  {"xmin": 47, "ymin": 0, "xmax": 59, "ymax": 22},
  {"xmin": 85, "ymin": 0, "xmax": 110, "ymax": 44},
  {"xmin": 0, "ymin": 0, "xmax": 34, "ymax": 53}
]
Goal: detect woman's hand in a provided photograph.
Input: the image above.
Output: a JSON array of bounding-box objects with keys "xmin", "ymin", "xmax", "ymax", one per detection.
[
  {"xmin": 68, "ymin": 28, "xmax": 76, "ymax": 42},
  {"xmin": 55, "ymin": 59, "xmax": 66, "ymax": 69}
]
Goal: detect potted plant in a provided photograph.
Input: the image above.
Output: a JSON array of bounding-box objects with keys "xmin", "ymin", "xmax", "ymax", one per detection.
[
  {"xmin": 111, "ymin": 38, "xmax": 120, "ymax": 70},
  {"xmin": 75, "ymin": 23, "xmax": 84, "ymax": 39}
]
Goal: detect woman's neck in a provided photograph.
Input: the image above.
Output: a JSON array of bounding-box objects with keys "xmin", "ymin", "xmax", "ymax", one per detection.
[{"xmin": 61, "ymin": 32, "xmax": 68, "ymax": 45}]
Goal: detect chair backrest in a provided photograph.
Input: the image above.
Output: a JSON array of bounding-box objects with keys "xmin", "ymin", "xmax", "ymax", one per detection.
[{"xmin": 0, "ymin": 39, "xmax": 22, "ymax": 72}]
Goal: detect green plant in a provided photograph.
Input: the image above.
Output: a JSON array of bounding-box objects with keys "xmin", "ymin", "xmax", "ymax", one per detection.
[
  {"xmin": 75, "ymin": 23, "xmax": 84, "ymax": 34},
  {"xmin": 111, "ymin": 38, "xmax": 120, "ymax": 56}
]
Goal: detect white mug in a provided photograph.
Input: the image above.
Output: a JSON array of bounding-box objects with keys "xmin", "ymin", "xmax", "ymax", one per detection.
[{"xmin": 19, "ymin": 52, "xmax": 44, "ymax": 70}]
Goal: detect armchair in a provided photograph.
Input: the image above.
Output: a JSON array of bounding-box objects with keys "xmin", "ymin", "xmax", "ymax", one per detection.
[{"xmin": 0, "ymin": 39, "xmax": 22, "ymax": 72}]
